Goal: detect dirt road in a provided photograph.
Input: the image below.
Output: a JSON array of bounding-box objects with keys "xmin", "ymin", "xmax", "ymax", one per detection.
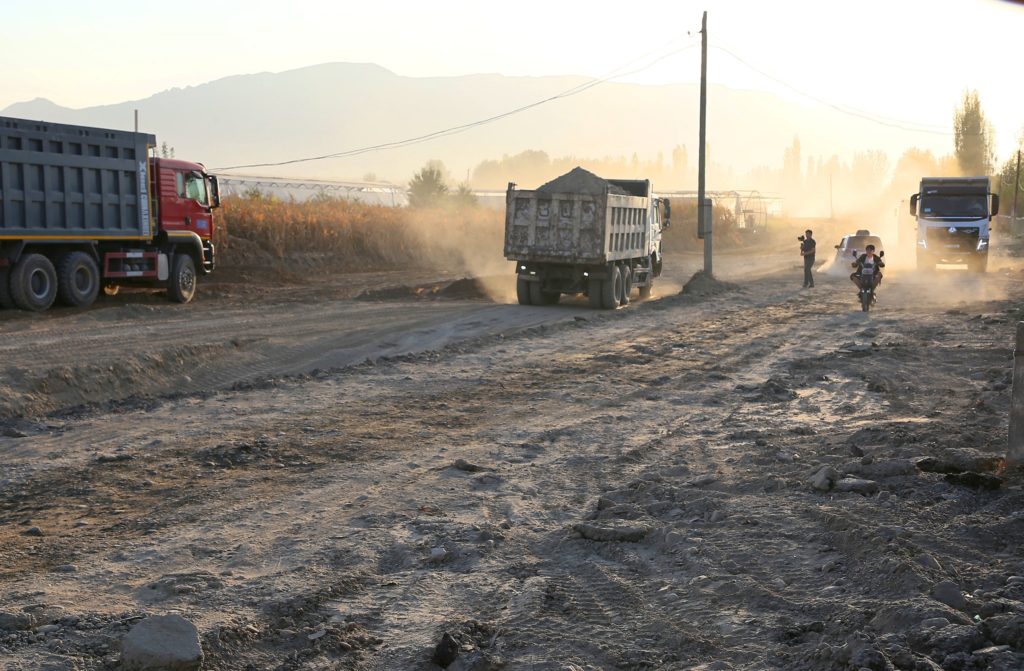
[{"xmin": 2, "ymin": 257, "xmax": 1024, "ymax": 670}]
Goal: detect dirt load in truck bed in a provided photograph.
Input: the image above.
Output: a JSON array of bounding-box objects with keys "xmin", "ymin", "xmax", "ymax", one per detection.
[{"xmin": 535, "ymin": 166, "xmax": 630, "ymax": 195}]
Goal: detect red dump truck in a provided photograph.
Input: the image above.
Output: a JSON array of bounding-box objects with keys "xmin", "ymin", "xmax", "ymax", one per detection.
[{"xmin": 0, "ymin": 115, "xmax": 219, "ymax": 312}]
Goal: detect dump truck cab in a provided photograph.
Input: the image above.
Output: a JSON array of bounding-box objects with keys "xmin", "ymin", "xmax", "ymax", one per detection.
[{"xmin": 910, "ymin": 177, "xmax": 998, "ymax": 273}]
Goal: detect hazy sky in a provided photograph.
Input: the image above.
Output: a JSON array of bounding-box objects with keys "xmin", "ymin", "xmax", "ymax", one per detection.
[{"xmin": 2, "ymin": 0, "xmax": 1021, "ymax": 161}]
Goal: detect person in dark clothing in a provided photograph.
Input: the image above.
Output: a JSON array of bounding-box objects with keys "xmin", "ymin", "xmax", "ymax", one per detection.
[
  {"xmin": 850, "ymin": 244, "xmax": 884, "ymax": 290},
  {"xmin": 800, "ymin": 229, "xmax": 816, "ymax": 288}
]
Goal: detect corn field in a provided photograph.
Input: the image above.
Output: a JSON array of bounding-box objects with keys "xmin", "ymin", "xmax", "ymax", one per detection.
[{"xmin": 215, "ymin": 195, "xmax": 505, "ymax": 273}]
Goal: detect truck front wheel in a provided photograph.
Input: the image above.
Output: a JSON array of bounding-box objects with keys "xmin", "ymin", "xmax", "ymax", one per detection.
[
  {"xmin": 168, "ymin": 254, "xmax": 197, "ymax": 304},
  {"xmin": 969, "ymin": 257, "xmax": 988, "ymax": 273},
  {"xmin": 10, "ymin": 253, "xmax": 58, "ymax": 312},
  {"xmin": 57, "ymin": 251, "xmax": 100, "ymax": 308}
]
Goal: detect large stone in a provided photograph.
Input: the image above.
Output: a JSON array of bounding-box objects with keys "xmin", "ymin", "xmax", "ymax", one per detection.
[
  {"xmin": 931, "ymin": 581, "xmax": 967, "ymax": 611},
  {"xmin": 121, "ymin": 614, "xmax": 203, "ymax": 671},
  {"xmin": 833, "ymin": 477, "xmax": 879, "ymax": 496},
  {"xmin": 0, "ymin": 611, "xmax": 34, "ymax": 631},
  {"xmin": 809, "ymin": 465, "xmax": 838, "ymax": 492}
]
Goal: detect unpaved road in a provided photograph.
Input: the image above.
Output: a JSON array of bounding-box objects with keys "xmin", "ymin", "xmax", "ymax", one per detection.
[{"xmin": 2, "ymin": 255, "xmax": 1024, "ymax": 671}]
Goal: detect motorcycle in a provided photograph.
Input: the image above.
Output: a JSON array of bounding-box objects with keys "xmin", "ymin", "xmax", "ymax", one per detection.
[{"xmin": 851, "ymin": 250, "xmax": 883, "ymax": 312}]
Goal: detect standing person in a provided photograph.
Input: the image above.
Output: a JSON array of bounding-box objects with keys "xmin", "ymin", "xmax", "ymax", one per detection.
[{"xmin": 800, "ymin": 229, "xmax": 816, "ymax": 288}]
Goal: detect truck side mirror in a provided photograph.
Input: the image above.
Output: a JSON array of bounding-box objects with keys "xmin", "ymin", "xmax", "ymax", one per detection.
[
  {"xmin": 909, "ymin": 194, "xmax": 918, "ymax": 217},
  {"xmin": 662, "ymin": 200, "xmax": 671, "ymax": 229},
  {"xmin": 209, "ymin": 175, "xmax": 221, "ymax": 209},
  {"xmin": 991, "ymin": 193, "xmax": 1000, "ymax": 217}
]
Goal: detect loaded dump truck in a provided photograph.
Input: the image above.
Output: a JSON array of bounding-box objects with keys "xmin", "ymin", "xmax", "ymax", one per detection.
[
  {"xmin": 504, "ymin": 167, "xmax": 669, "ymax": 309},
  {"xmin": 910, "ymin": 177, "xmax": 998, "ymax": 273},
  {"xmin": 0, "ymin": 115, "xmax": 218, "ymax": 312}
]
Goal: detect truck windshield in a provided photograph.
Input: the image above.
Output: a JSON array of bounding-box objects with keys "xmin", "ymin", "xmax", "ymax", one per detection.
[
  {"xmin": 184, "ymin": 172, "xmax": 209, "ymax": 206},
  {"xmin": 920, "ymin": 194, "xmax": 987, "ymax": 219}
]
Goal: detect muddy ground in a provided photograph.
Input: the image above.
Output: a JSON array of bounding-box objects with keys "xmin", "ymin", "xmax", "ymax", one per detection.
[{"xmin": 2, "ymin": 252, "xmax": 1024, "ymax": 671}]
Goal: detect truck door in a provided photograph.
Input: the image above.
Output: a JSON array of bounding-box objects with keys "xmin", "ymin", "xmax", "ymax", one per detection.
[{"xmin": 181, "ymin": 171, "xmax": 213, "ymax": 238}]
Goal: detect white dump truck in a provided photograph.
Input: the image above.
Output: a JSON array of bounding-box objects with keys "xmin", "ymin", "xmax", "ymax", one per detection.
[
  {"xmin": 910, "ymin": 176, "xmax": 999, "ymax": 272},
  {"xmin": 504, "ymin": 167, "xmax": 670, "ymax": 309}
]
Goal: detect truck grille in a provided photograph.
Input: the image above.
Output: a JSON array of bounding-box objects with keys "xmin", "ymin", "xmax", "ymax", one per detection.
[{"xmin": 925, "ymin": 226, "xmax": 979, "ymax": 250}]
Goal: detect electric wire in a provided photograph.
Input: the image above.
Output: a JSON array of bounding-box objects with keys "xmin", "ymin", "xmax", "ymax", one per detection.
[
  {"xmin": 708, "ymin": 41, "xmax": 955, "ymax": 135},
  {"xmin": 213, "ymin": 36, "xmax": 699, "ymax": 171}
]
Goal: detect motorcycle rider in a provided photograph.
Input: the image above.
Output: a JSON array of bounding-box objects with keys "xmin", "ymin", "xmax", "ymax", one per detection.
[{"xmin": 850, "ymin": 244, "xmax": 884, "ymax": 293}]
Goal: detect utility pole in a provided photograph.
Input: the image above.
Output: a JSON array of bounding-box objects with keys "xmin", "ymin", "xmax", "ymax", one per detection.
[
  {"xmin": 697, "ymin": 11, "xmax": 710, "ymax": 276},
  {"xmin": 1013, "ymin": 150, "xmax": 1021, "ymax": 234}
]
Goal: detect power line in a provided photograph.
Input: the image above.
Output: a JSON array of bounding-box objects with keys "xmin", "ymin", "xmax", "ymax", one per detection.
[
  {"xmin": 708, "ymin": 41, "xmax": 956, "ymax": 136},
  {"xmin": 213, "ymin": 37, "xmax": 700, "ymax": 171}
]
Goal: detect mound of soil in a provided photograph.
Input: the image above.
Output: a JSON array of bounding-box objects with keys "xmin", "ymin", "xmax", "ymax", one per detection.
[
  {"xmin": 536, "ymin": 167, "xmax": 629, "ymax": 196},
  {"xmin": 681, "ymin": 271, "xmax": 739, "ymax": 297}
]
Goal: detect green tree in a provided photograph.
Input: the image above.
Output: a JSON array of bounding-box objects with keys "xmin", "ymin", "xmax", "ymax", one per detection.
[
  {"xmin": 408, "ymin": 161, "xmax": 449, "ymax": 208},
  {"xmin": 997, "ymin": 131, "xmax": 1023, "ymax": 220},
  {"xmin": 954, "ymin": 90, "xmax": 996, "ymax": 176},
  {"xmin": 451, "ymin": 183, "xmax": 478, "ymax": 208}
]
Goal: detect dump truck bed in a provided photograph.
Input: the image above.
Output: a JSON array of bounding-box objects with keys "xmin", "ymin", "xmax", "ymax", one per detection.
[
  {"xmin": 0, "ymin": 116, "xmax": 156, "ymax": 240},
  {"xmin": 504, "ymin": 189, "xmax": 650, "ymax": 265}
]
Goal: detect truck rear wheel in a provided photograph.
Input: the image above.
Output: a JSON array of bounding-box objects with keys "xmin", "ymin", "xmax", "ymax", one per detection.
[
  {"xmin": 167, "ymin": 254, "xmax": 197, "ymax": 304},
  {"xmin": 600, "ymin": 265, "xmax": 621, "ymax": 310},
  {"xmin": 619, "ymin": 264, "xmax": 632, "ymax": 306},
  {"xmin": 516, "ymin": 276, "xmax": 532, "ymax": 305},
  {"xmin": 588, "ymin": 278, "xmax": 603, "ymax": 309},
  {"xmin": 0, "ymin": 267, "xmax": 14, "ymax": 309},
  {"xmin": 57, "ymin": 251, "xmax": 100, "ymax": 308},
  {"xmin": 529, "ymin": 282, "xmax": 559, "ymax": 305},
  {"xmin": 10, "ymin": 253, "xmax": 58, "ymax": 312}
]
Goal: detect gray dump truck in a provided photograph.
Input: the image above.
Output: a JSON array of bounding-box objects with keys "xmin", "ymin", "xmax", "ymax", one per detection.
[
  {"xmin": 910, "ymin": 176, "xmax": 998, "ymax": 273},
  {"xmin": 504, "ymin": 167, "xmax": 669, "ymax": 309},
  {"xmin": 0, "ymin": 116, "xmax": 219, "ymax": 312}
]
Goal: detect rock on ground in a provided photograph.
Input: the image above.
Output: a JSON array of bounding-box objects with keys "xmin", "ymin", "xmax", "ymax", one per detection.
[{"xmin": 121, "ymin": 614, "xmax": 203, "ymax": 671}]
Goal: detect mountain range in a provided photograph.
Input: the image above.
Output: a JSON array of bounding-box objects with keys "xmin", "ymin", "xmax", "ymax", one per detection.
[{"xmin": 1, "ymin": 62, "xmax": 950, "ymax": 188}]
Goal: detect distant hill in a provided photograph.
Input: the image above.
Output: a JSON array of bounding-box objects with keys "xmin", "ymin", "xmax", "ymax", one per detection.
[{"xmin": 1, "ymin": 62, "xmax": 949, "ymax": 187}]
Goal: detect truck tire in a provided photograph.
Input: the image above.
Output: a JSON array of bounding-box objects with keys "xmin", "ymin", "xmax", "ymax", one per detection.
[
  {"xmin": 916, "ymin": 253, "xmax": 934, "ymax": 272},
  {"xmin": 57, "ymin": 251, "xmax": 100, "ymax": 308},
  {"xmin": 588, "ymin": 278, "xmax": 603, "ymax": 309},
  {"xmin": 619, "ymin": 264, "xmax": 632, "ymax": 306},
  {"xmin": 969, "ymin": 257, "xmax": 988, "ymax": 273},
  {"xmin": 167, "ymin": 254, "xmax": 197, "ymax": 304},
  {"xmin": 600, "ymin": 265, "xmax": 621, "ymax": 310},
  {"xmin": 529, "ymin": 282, "xmax": 559, "ymax": 305},
  {"xmin": 516, "ymin": 276, "xmax": 532, "ymax": 305},
  {"xmin": 10, "ymin": 253, "xmax": 58, "ymax": 312},
  {"xmin": 0, "ymin": 267, "xmax": 14, "ymax": 309},
  {"xmin": 638, "ymin": 282, "xmax": 653, "ymax": 301}
]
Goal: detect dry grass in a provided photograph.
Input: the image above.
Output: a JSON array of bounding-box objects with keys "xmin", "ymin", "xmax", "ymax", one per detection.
[{"xmin": 215, "ymin": 195, "xmax": 506, "ymax": 274}]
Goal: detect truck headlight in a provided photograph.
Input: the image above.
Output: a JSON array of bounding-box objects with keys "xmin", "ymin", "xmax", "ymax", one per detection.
[
  {"xmin": 977, "ymin": 238, "xmax": 989, "ymax": 251},
  {"xmin": 917, "ymin": 239, "xmax": 928, "ymax": 249}
]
